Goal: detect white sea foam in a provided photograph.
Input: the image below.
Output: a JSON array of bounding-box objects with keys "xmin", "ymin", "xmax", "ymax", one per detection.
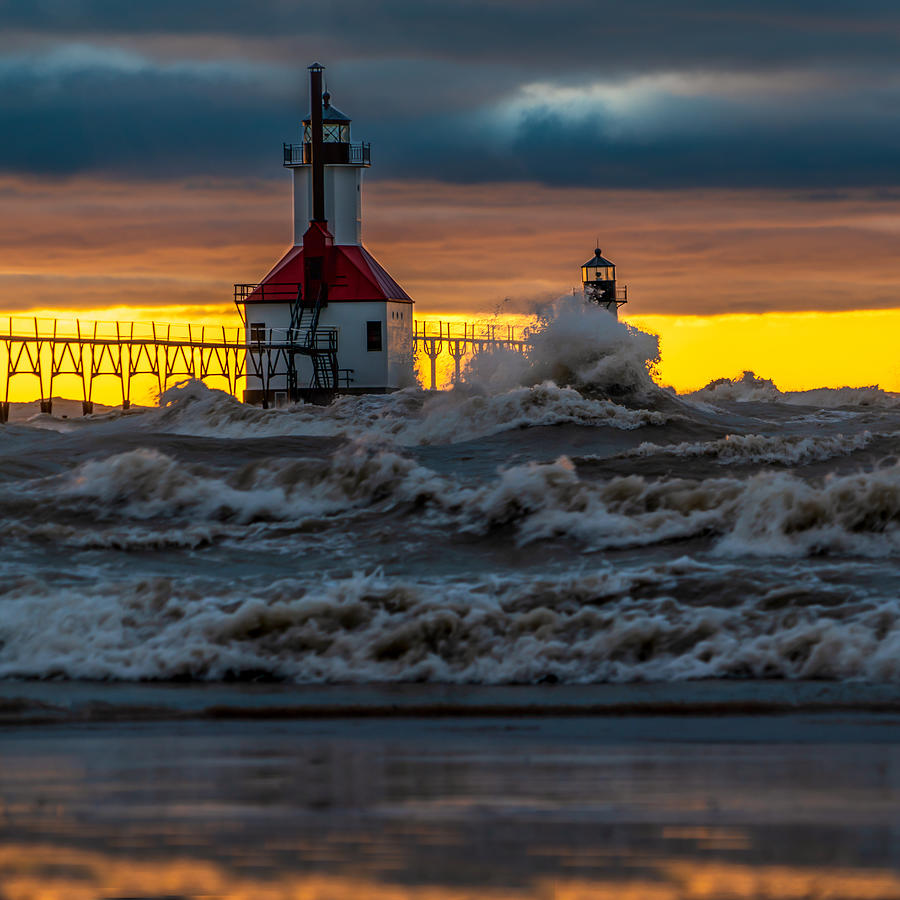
[
  {"xmin": 625, "ymin": 431, "xmax": 875, "ymax": 466},
  {"xmin": 690, "ymin": 371, "xmax": 900, "ymax": 409},
  {"xmin": 7, "ymin": 441, "xmax": 900, "ymax": 561},
  {"xmin": 144, "ymin": 377, "xmax": 665, "ymax": 446},
  {"xmin": 462, "ymin": 460, "xmax": 900, "ymax": 558},
  {"xmin": 54, "ymin": 443, "xmax": 448, "ymax": 524},
  {"xmin": 464, "ymin": 296, "xmax": 663, "ymax": 401},
  {"xmin": 3, "ymin": 561, "xmax": 900, "ymax": 683}
]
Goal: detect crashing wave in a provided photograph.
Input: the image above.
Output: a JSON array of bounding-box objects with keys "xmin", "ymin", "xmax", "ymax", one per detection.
[
  {"xmin": 690, "ymin": 370, "xmax": 900, "ymax": 409},
  {"xmin": 624, "ymin": 431, "xmax": 875, "ymax": 466},
  {"xmin": 463, "ymin": 296, "xmax": 663, "ymax": 403},
  {"xmin": 7, "ymin": 443, "xmax": 900, "ymax": 561},
  {"xmin": 146, "ymin": 376, "xmax": 666, "ymax": 445},
  {"xmin": 3, "ymin": 560, "xmax": 900, "ymax": 683}
]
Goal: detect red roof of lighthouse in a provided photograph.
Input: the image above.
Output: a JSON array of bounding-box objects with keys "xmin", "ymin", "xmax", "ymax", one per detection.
[{"xmin": 247, "ymin": 243, "xmax": 413, "ymax": 304}]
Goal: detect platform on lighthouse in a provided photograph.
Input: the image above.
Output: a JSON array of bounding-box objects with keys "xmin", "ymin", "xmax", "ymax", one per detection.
[{"xmin": 283, "ymin": 142, "xmax": 371, "ymax": 167}]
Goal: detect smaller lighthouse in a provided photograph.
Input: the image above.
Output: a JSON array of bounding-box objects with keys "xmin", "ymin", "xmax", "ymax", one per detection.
[{"xmin": 581, "ymin": 248, "xmax": 626, "ymax": 318}]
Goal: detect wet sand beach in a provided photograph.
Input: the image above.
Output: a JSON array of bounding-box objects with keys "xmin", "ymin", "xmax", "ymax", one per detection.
[{"xmin": 3, "ymin": 686, "xmax": 900, "ymax": 899}]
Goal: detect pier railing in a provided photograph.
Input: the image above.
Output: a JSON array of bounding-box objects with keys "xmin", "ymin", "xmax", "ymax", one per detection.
[
  {"xmin": 414, "ymin": 320, "xmax": 532, "ymax": 344},
  {"xmin": 414, "ymin": 319, "xmax": 532, "ymax": 388},
  {"xmin": 0, "ymin": 316, "xmax": 343, "ymax": 418},
  {"xmin": 0, "ymin": 315, "xmax": 535, "ymax": 416}
]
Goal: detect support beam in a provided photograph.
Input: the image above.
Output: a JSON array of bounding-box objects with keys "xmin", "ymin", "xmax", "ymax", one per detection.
[{"xmin": 309, "ymin": 63, "xmax": 325, "ymax": 223}]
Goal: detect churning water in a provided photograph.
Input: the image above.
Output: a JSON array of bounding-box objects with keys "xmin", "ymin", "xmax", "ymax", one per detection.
[{"xmin": 4, "ymin": 297, "xmax": 900, "ymax": 685}]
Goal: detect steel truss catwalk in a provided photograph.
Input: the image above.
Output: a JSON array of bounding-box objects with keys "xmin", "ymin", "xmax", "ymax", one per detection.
[{"xmin": 0, "ymin": 317, "xmax": 532, "ymax": 419}]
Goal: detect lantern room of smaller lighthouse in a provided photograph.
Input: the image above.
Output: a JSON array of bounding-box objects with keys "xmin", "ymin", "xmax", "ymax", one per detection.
[
  {"xmin": 283, "ymin": 83, "xmax": 369, "ymax": 246},
  {"xmin": 581, "ymin": 248, "xmax": 627, "ymax": 319}
]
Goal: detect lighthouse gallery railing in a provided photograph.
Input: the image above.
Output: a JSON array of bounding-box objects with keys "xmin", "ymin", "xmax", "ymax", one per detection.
[{"xmin": 282, "ymin": 142, "xmax": 371, "ymax": 166}]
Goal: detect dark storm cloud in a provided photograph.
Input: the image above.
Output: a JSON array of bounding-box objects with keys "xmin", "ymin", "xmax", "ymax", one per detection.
[
  {"xmin": 5, "ymin": 0, "xmax": 900, "ymax": 70},
  {"xmin": 0, "ymin": 51, "xmax": 298, "ymax": 176},
  {"xmin": 3, "ymin": 0, "xmax": 900, "ymax": 186}
]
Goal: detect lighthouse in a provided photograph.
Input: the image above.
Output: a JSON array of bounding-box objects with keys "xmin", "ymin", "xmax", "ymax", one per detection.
[
  {"xmin": 236, "ymin": 63, "xmax": 414, "ymax": 403},
  {"xmin": 581, "ymin": 248, "xmax": 626, "ymax": 318}
]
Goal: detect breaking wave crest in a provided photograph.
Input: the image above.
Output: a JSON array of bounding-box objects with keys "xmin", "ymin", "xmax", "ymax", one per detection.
[
  {"xmin": 460, "ymin": 460, "xmax": 900, "ymax": 557},
  {"xmin": 141, "ymin": 301, "xmax": 670, "ymax": 444},
  {"xmin": 463, "ymin": 297, "xmax": 663, "ymax": 404},
  {"xmin": 624, "ymin": 431, "xmax": 876, "ymax": 466},
  {"xmin": 690, "ymin": 371, "xmax": 900, "ymax": 408},
  {"xmin": 53, "ymin": 444, "xmax": 444, "ymax": 523},
  {"xmin": 4, "ymin": 562, "xmax": 900, "ymax": 683},
  {"xmin": 149, "ymin": 378, "xmax": 666, "ymax": 445},
  {"xmin": 6, "ymin": 444, "xmax": 900, "ymax": 559}
]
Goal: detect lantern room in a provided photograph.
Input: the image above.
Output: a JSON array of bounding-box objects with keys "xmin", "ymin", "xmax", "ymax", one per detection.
[
  {"xmin": 304, "ymin": 97, "xmax": 349, "ymax": 143},
  {"xmin": 581, "ymin": 247, "xmax": 627, "ymax": 318},
  {"xmin": 299, "ymin": 95, "xmax": 356, "ymax": 164},
  {"xmin": 582, "ymin": 250, "xmax": 615, "ymax": 285}
]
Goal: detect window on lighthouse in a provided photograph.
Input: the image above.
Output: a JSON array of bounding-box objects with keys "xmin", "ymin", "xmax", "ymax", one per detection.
[
  {"xmin": 367, "ymin": 321, "xmax": 383, "ymax": 352},
  {"xmin": 304, "ymin": 123, "xmax": 350, "ymax": 143},
  {"xmin": 328, "ymin": 124, "xmax": 351, "ymax": 142}
]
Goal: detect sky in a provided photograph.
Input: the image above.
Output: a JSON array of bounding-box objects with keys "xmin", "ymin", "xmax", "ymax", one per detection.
[{"xmin": 4, "ymin": 0, "xmax": 900, "ymax": 394}]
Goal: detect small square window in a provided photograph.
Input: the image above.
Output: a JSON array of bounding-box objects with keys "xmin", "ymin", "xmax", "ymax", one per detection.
[
  {"xmin": 366, "ymin": 320, "xmax": 383, "ymax": 352},
  {"xmin": 250, "ymin": 322, "xmax": 266, "ymax": 342}
]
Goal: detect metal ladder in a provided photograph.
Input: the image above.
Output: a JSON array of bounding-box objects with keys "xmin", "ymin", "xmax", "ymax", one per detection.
[{"xmin": 288, "ymin": 284, "xmax": 339, "ymax": 394}]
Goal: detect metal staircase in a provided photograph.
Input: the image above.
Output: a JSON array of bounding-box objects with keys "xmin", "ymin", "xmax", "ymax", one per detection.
[{"xmin": 287, "ymin": 283, "xmax": 339, "ymax": 395}]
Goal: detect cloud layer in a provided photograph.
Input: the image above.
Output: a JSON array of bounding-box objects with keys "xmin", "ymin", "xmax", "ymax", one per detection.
[
  {"xmin": 3, "ymin": 174, "xmax": 900, "ymax": 317},
  {"xmin": 4, "ymin": 1, "xmax": 900, "ymax": 187}
]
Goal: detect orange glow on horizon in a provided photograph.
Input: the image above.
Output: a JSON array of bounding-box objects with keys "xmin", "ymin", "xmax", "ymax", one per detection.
[
  {"xmin": 3, "ymin": 842, "xmax": 900, "ymax": 899},
  {"xmin": 3, "ymin": 174, "xmax": 900, "ymax": 403}
]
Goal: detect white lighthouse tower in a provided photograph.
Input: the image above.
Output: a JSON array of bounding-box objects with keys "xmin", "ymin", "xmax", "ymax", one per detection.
[
  {"xmin": 286, "ymin": 87, "xmax": 365, "ymax": 246},
  {"xmin": 236, "ymin": 63, "xmax": 414, "ymax": 404}
]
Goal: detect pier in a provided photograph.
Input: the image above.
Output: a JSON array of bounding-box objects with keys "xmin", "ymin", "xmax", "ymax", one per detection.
[
  {"xmin": 0, "ymin": 315, "xmax": 532, "ymax": 419},
  {"xmin": 414, "ymin": 320, "xmax": 531, "ymax": 389}
]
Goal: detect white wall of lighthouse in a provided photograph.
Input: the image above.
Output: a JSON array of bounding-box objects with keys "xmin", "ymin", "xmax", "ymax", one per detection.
[
  {"xmin": 292, "ymin": 165, "xmax": 362, "ymax": 246},
  {"xmin": 244, "ymin": 299, "xmax": 413, "ymax": 394}
]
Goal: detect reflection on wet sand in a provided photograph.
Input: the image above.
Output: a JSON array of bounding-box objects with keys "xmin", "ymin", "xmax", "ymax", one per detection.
[
  {"xmin": 5, "ymin": 846, "xmax": 900, "ymax": 900},
  {"xmin": 3, "ymin": 718, "xmax": 900, "ymax": 899}
]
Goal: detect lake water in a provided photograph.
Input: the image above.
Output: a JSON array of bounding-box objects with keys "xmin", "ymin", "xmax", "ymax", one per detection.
[{"xmin": 3, "ymin": 299, "xmax": 900, "ymax": 896}]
